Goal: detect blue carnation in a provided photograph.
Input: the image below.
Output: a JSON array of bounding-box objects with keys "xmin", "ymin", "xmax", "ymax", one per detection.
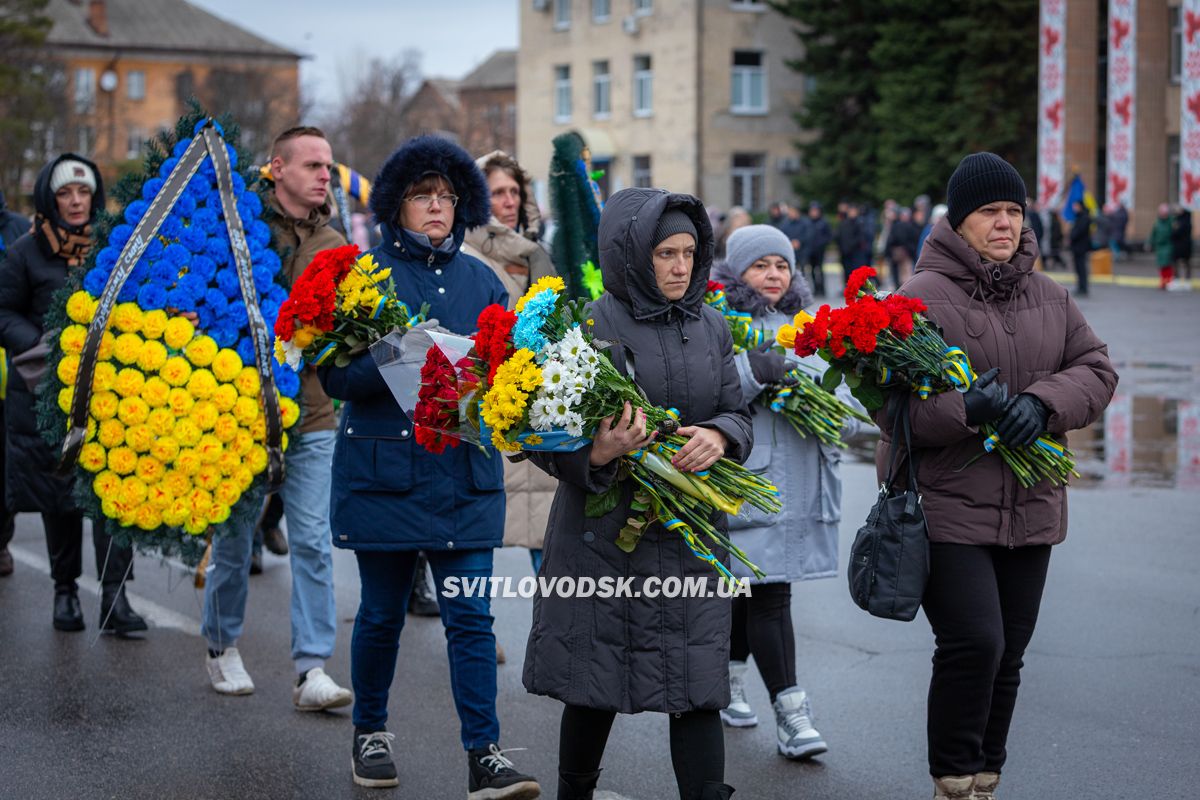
[
  {"xmin": 512, "ymin": 289, "xmax": 557, "ymax": 353},
  {"xmin": 190, "ymin": 255, "xmax": 217, "ymax": 282},
  {"xmin": 272, "ymin": 365, "xmax": 300, "ymax": 397},
  {"xmin": 142, "ymin": 177, "xmax": 165, "ymax": 201},
  {"xmin": 165, "ymin": 287, "xmax": 192, "ymax": 312},
  {"xmin": 172, "ymin": 192, "xmax": 197, "ymax": 220},
  {"xmin": 216, "ymin": 269, "xmax": 242, "ymax": 299},
  {"xmin": 199, "ymin": 160, "xmax": 216, "ymax": 182},
  {"xmin": 172, "ymin": 139, "xmax": 191, "ymax": 159},
  {"xmin": 210, "ymin": 323, "xmax": 238, "ymax": 348},
  {"xmin": 260, "ymin": 299, "xmax": 280, "ymax": 325},
  {"xmin": 158, "ymin": 157, "xmax": 179, "ymax": 178},
  {"xmin": 117, "ymin": 281, "xmax": 139, "ymax": 303},
  {"xmin": 204, "ymin": 288, "xmax": 229, "ymax": 314},
  {"xmin": 162, "ymin": 242, "xmax": 190, "ymax": 271},
  {"xmin": 95, "ymin": 247, "xmax": 118, "ymax": 272},
  {"xmin": 143, "ymin": 237, "xmax": 165, "ymax": 262},
  {"xmin": 124, "ymin": 200, "xmax": 149, "ymax": 225},
  {"xmin": 137, "ymin": 283, "xmax": 168, "ymax": 310},
  {"xmin": 238, "ymin": 192, "xmax": 262, "ymax": 219},
  {"xmin": 177, "ymin": 272, "xmax": 208, "ymax": 302},
  {"xmin": 186, "ymin": 174, "xmax": 210, "ymax": 203},
  {"xmin": 225, "ymin": 144, "xmax": 239, "ymax": 168},
  {"xmin": 230, "ymin": 172, "xmax": 245, "ymax": 195},
  {"xmin": 206, "ymin": 191, "xmax": 225, "ymax": 214},
  {"xmin": 83, "ymin": 268, "xmax": 109, "ymax": 296},
  {"xmin": 191, "ymin": 207, "xmax": 218, "ymax": 232},
  {"xmin": 109, "ymin": 224, "xmax": 134, "ymax": 248},
  {"xmin": 252, "ymin": 264, "xmax": 273, "ymax": 294},
  {"xmin": 204, "ymin": 235, "xmax": 230, "ymax": 266},
  {"xmin": 158, "ymin": 216, "xmax": 183, "ymax": 241},
  {"xmin": 257, "ymin": 249, "xmax": 282, "ymax": 277},
  {"xmin": 235, "ymin": 337, "xmax": 256, "ymax": 365},
  {"xmin": 266, "ymin": 285, "xmax": 288, "ymax": 307},
  {"xmin": 246, "ymin": 220, "xmax": 270, "ymax": 248},
  {"xmin": 179, "ymin": 224, "xmax": 206, "ymax": 254},
  {"xmin": 149, "ymin": 261, "xmax": 177, "ymax": 285},
  {"xmin": 196, "ymin": 305, "xmax": 215, "ymax": 328},
  {"xmin": 227, "ymin": 299, "xmax": 247, "ymax": 325}
]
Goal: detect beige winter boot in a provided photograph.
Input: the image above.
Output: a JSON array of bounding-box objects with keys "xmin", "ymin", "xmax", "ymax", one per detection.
[
  {"xmin": 932, "ymin": 775, "xmax": 975, "ymax": 799},
  {"xmin": 973, "ymin": 772, "xmax": 1000, "ymax": 799}
]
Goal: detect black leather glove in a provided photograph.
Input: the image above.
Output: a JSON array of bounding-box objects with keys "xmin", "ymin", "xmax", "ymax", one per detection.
[
  {"xmin": 962, "ymin": 367, "xmax": 1009, "ymax": 427},
  {"xmin": 996, "ymin": 393, "xmax": 1049, "ymax": 448},
  {"xmin": 746, "ymin": 347, "xmax": 788, "ymax": 386}
]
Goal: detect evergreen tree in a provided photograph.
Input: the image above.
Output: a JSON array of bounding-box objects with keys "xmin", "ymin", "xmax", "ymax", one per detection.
[{"xmin": 0, "ymin": 0, "xmax": 60, "ymax": 197}]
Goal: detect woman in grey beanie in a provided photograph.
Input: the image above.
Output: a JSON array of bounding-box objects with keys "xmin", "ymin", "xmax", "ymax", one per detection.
[{"xmin": 711, "ymin": 224, "xmax": 868, "ymax": 761}]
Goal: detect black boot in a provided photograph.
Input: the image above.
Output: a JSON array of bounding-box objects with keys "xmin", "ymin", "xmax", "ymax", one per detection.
[
  {"xmin": 53, "ymin": 587, "xmax": 85, "ymax": 631},
  {"xmin": 698, "ymin": 781, "xmax": 735, "ymax": 800},
  {"xmin": 407, "ymin": 555, "xmax": 440, "ymax": 617},
  {"xmin": 557, "ymin": 768, "xmax": 601, "ymax": 800},
  {"xmin": 100, "ymin": 585, "xmax": 148, "ymax": 636}
]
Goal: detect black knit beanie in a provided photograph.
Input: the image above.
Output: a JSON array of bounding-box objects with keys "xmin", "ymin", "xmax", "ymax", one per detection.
[
  {"xmin": 946, "ymin": 152, "xmax": 1027, "ymax": 229},
  {"xmin": 653, "ymin": 209, "xmax": 697, "ymax": 247}
]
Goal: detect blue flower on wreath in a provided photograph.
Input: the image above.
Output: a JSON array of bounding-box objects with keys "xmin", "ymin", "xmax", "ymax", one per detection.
[
  {"xmin": 124, "ymin": 200, "xmax": 149, "ymax": 226},
  {"xmin": 83, "ymin": 268, "xmax": 108, "ymax": 296},
  {"xmin": 179, "ymin": 224, "xmax": 206, "ymax": 254},
  {"xmin": 109, "ymin": 224, "xmax": 133, "ymax": 249},
  {"xmin": 272, "ymin": 363, "xmax": 300, "ymax": 396},
  {"xmin": 158, "ymin": 157, "xmax": 179, "ymax": 178},
  {"xmin": 257, "ymin": 249, "xmax": 281, "ymax": 277},
  {"xmin": 172, "ymin": 139, "xmax": 190, "ymax": 159},
  {"xmin": 137, "ymin": 283, "xmax": 168, "ymax": 311},
  {"xmin": 142, "ymin": 177, "xmax": 165, "ymax": 201},
  {"xmin": 235, "ymin": 337, "xmax": 256, "ymax": 365},
  {"xmin": 512, "ymin": 289, "xmax": 556, "ymax": 353},
  {"xmin": 216, "ymin": 268, "xmax": 241, "ymax": 300}
]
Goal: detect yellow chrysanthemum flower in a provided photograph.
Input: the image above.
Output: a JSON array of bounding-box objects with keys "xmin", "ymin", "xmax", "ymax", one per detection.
[
  {"xmin": 79, "ymin": 442, "xmax": 107, "ymax": 473},
  {"xmin": 196, "ymin": 434, "xmax": 223, "ymax": 464},
  {"xmin": 113, "ymin": 333, "xmax": 144, "ymax": 366},
  {"xmin": 134, "ymin": 456, "xmax": 164, "ymax": 485},
  {"xmin": 93, "ymin": 470, "xmax": 122, "ymax": 500},
  {"xmin": 163, "ymin": 316, "xmax": 195, "ymax": 350},
  {"xmin": 90, "ymin": 391, "xmax": 119, "ymax": 421},
  {"xmin": 66, "ymin": 291, "xmax": 98, "ymax": 324},
  {"xmin": 194, "ymin": 463, "xmax": 222, "ymax": 491},
  {"xmin": 184, "ymin": 336, "xmax": 218, "ymax": 367},
  {"xmin": 107, "ymin": 446, "xmax": 138, "ymax": 476},
  {"xmin": 214, "ymin": 480, "xmax": 241, "ymax": 508},
  {"xmin": 56, "ymin": 354, "xmax": 80, "ymax": 386},
  {"xmin": 60, "ymin": 324, "xmax": 88, "ymax": 355},
  {"xmin": 249, "ymin": 417, "xmax": 266, "ymax": 441},
  {"xmin": 233, "ymin": 466, "xmax": 254, "ymax": 491},
  {"xmin": 186, "ymin": 369, "xmax": 218, "ymax": 400},
  {"xmin": 97, "ymin": 330, "xmax": 116, "ymax": 360},
  {"xmin": 282, "ymin": 431, "xmax": 289, "ymax": 452},
  {"xmin": 211, "ymin": 384, "xmax": 239, "ymax": 413},
  {"xmin": 247, "ymin": 445, "xmax": 268, "ymax": 473},
  {"xmin": 150, "ymin": 436, "xmax": 180, "ymax": 463},
  {"xmin": 207, "ymin": 503, "xmax": 232, "ymax": 525},
  {"xmin": 113, "ymin": 367, "xmax": 146, "ymax": 399},
  {"xmin": 231, "ymin": 430, "xmax": 254, "ymax": 456},
  {"xmin": 173, "ymin": 418, "xmax": 202, "ymax": 447},
  {"xmin": 515, "ymin": 275, "xmax": 566, "ymax": 311},
  {"xmin": 145, "ymin": 483, "xmax": 172, "ymax": 511},
  {"xmin": 111, "ymin": 302, "xmax": 144, "ymax": 334},
  {"xmin": 120, "ymin": 476, "xmax": 148, "ymax": 506},
  {"xmin": 491, "ymin": 429, "xmax": 523, "ymax": 452},
  {"xmin": 116, "ymin": 396, "xmax": 150, "ymax": 426},
  {"xmin": 167, "ymin": 386, "xmax": 195, "ymax": 416},
  {"xmin": 159, "ymin": 356, "xmax": 192, "ymax": 387},
  {"xmin": 211, "ymin": 349, "xmax": 243, "ymax": 383},
  {"xmin": 140, "ymin": 376, "xmax": 171, "ymax": 408},
  {"xmin": 161, "ymin": 469, "xmax": 191, "ymax": 499},
  {"xmin": 191, "ymin": 400, "xmax": 219, "ymax": 431},
  {"xmin": 134, "ymin": 504, "xmax": 162, "ymax": 531},
  {"xmin": 146, "ymin": 407, "xmax": 175, "ymax": 437},
  {"xmin": 234, "ymin": 367, "xmax": 260, "ymax": 398},
  {"xmin": 57, "ymin": 386, "xmax": 74, "ymax": 414},
  {"xmin": 212, "ymin": 413, "xmax": 239, "ymax": 443},
  {"xmin": 141, "ymin": 309, "xmax": 169, "ymax": 340},
  {"xmin": 187, "ymin": 487, "xmax": 213, "ymax": 516},
  {"xmin": 97, "ymin": 418, "xmax": 125, "ymax": 449},
  {"xmin": 273, "ymin": 338, "xmax": 288, "ymax": 365},
  {"xmin": 233, "ymin": 395, "xmax": 260, "ymax": 426},
  {"xmin": 92, "ymin": 361, "xmax": 117, "ymax": 393},
  {"xmin": 175, "ymin": 447, "xmax": 201, "ymax": 476},
  {"xmin": 279, "ymin": 397, "xmax": 300, "ymax": 428},
  {"xmin": 124, "ymin": 424, "xmax": 154, "ymax": 454},
  {"xmin": 217, "ymin": 450, "xmax": 241, "ymax": 476},
  {"xmin": 137, "ymin": 340, "xmax": 169, "ymax": 373},
  {"xmin": 162, "ymin": 498, "xmax": 190, "ymax": 527}
]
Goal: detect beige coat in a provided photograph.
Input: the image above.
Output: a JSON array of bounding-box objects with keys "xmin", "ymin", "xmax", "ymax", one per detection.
[{"xmin": 462, "ymin": 151, "xmax": 559, "ymax": 550}]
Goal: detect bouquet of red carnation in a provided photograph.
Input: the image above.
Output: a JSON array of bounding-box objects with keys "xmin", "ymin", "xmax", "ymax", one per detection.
[
  {"xmin": 793, "ymin": 266, "xmax": 1077, "ymax": 487},
  {"xmin": 413, "ymin": 347, "xmax": 472, "ymax": 455}
]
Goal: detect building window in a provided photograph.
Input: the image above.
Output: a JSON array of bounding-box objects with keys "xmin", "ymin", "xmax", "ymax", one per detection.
[
  {"xmin": 74, "ymin": 68, "xmax": 95, "ymax": 114},
  {"xmin": 593, "ymin": 0, "xmax": 610, "ymax": 22},
  {"xmin": 554, "ymin": 0, "xmax": 571, "ymax": 30},
  {"xmin": 1169, "ymin": 134, "xmax": 1181, "ymax": 206},
  {"xmin": 632, "ymin": 0, "xmax": 652, "ymax": 15},
  {"xmin": 731, "ymin": 51, "xmax": 767, "ymax": 113},
  {"xmin": 1170, "ymin": 6, "xmax": 1182, "ymax": 85},
  {"xmin": 729, "ymin": 0, "xmax": 765, "ymax": 8},
  {"xmin": 593, "ymin": 60, "xmax": 611, "ymax": 118},
  {"xmin": 77, "ymin": 125, "xmax": 94, "ymax": 156},
  {"xmin": 554, "ymin": 65, "xmax": 572, "ymax": 123},
  {"xmin": 632, "ymin": 155, "xmax": 652, "ymax": 188},
  {"xmin": 127, "ymin": 69, "xmax": 146, "ymax": 101},
  {"xmin": 731, "ymin": 153, "xmax": 765, "ymax": 210},
  {"xmin": 633, "ymin": 54, "xmax": 653, "ymax": 116},
  {"xmin": 126, "ymin": 126, "xmax": 145, "ymax": 159}
]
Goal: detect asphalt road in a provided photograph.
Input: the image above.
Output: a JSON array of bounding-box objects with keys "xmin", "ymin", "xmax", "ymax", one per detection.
[{"xmin": 1, "ymin": 281, "xmax": 1197, "ymax": 799}]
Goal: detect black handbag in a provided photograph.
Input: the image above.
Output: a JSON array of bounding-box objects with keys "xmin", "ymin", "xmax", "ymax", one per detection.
[{"xmin": 847, "ymin": 394, "xmax": 929, "ymax": 622}]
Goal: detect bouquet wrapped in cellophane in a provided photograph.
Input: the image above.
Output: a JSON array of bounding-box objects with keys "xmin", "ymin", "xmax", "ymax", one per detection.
[
  {"xmin": 273, "ymin": 244, "xmax": 425, "ymax": 371},
  {"xmin": 703, "ymin": 281, "xmax": 870, "ymax": 449},
  {"xmin": 792, "ymin": 266, "xmax": 1077, "ymax": 487},
  {"xmin": 373, "ymin": 276, "xmax": 781, "ymax": 580}
]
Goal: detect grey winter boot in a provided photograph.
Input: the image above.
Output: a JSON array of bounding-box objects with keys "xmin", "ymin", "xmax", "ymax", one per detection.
[
  {"xmin": 720, "ymin": 660, "xmax": 758, "ymax": 727},
  {"xmin": 932, "ymin": 775, "xmax": 974, "ymax": 800},
  {"xmin": 973, "ymin": 771, "xmax": 1000, "ymax": 800},
  {"xmin": 772, "ymin": 687, "xmax": 827, "ymax": 759}
]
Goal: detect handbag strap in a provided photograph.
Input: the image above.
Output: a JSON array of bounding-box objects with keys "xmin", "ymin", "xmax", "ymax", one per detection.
[{"xmin": 882, "ymin": 393, "xmax": 921, "ymax": 495}]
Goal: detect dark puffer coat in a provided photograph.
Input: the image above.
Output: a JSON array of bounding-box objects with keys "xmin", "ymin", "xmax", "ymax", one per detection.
[
  {"xmin": 876, "ymin": 218, "xmax": 1117, "ymax": 548},
  {"xmin": 522, "ymin": 188, "xmax": 753, "ymax": 714},
  {"xmin": 0, "ymin": 153, "xmax": 105, "ymax": 513}
]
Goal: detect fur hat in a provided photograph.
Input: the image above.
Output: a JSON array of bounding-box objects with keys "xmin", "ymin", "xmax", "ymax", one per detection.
[{"xmin": 370, "ymin": 135, "xmax": 490, "ymax": 233}]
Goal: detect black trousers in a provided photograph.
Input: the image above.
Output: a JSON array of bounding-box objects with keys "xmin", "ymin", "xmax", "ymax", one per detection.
[
  {"xmin": 558, "ymin": 704, "xmax": 724, "ymax": 798},
  {"xmin": 805, "ymin": 252, "xmax": 826, "ymax": 296},
  {"xmin": 922, "ymin": 543, "xmax": 1051, "ymax": 777},
  {"xmin": 43, "ymin": 512, "xmax": 133, "ymax": 591},
  {"xmin": 0, "ymin": 400, "xmax": 12, "ymax": 551},
  {"xmin": 729, "ymin": 581, "xmax": 796, "ymax": 701},
  {"xmin": 1072, "ymin": 249, "xmax": 1090, "ymax": 294}
]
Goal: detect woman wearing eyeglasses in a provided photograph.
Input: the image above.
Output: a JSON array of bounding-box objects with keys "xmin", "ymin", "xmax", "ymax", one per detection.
[{"xmin": 318, "ymin": 136, "xmax": 541, "ymax": 797}]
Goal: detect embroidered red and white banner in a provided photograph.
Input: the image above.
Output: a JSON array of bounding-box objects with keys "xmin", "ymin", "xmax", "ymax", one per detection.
[
  {"xmin": 1106, "ymin": 0, "xmax": 1136, "ymax": 207},
  {"xmin": 1038, "ymin": 0, "xmax": 1066, "ymax": 206},
  {"xmin": 1180, "ymin": 0, "xmax": 1200, "ymax": 208}
]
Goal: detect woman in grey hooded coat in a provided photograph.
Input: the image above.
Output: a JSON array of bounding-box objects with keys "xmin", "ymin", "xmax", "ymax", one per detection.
[
  {"xmin": 710, "ymin": 225, "xmax": 868, "ymax": 762},
  {"xmin": 522, "ymin": 188, "xmax": 751, "ymax": 800}
]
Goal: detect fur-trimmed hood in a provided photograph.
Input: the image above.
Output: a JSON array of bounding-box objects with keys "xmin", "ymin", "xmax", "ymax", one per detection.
[
  {"xmin": 711, "ymin": 258, "xmax": 812, "ymax": 316},
  {"xmin": 369, "ymin": 135, "xmax": 490, "ymax": 238}
]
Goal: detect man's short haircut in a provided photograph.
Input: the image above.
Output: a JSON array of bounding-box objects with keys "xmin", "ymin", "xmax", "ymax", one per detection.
[{"xmin": 272, "ymin": 126, "xmax": 328, "ymax": 160}]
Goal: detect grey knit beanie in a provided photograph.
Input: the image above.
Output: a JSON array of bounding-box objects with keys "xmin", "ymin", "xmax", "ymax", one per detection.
[
  {"xmin": 653, "ymin": 209, "xmax": 697, "ymax": 247},
  {"xmin": 725, "ymin": 224, "xmax": 795, "ymax": 276}
]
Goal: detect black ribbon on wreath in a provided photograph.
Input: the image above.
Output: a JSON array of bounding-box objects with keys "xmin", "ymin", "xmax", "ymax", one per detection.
[{"xmin": 59, "ymin": 118, "xmax": 286, "ymax": 492}]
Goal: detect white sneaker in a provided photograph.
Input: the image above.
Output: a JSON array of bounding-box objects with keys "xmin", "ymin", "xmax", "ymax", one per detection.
[
  {"xmin": 720, "ymin": 660, "xmax": 759, "ymax": 727},
  {"xmin": 773, "ymin": 686, "xmax": 827, "ymax": 759},
  {"xmin": 293, "ymin": 667, "xmax": 353, "ymax": 711},
  {"xmin": 206, "ymin": 647, "xmax": 255, "ymax": 695}
]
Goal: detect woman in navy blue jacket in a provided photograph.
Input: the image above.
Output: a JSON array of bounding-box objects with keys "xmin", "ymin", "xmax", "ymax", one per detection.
[{"xmin": 319, "ymin": 136, "xmax": 539, "ymax": 798}]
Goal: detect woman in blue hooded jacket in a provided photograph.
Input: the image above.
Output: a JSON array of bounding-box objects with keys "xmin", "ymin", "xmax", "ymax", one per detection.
[{"xmin": 318, "ymin": 136, "xmax": 539, "ymax": 798}]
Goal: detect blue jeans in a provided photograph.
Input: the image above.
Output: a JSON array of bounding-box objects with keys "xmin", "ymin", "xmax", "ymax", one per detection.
[
  {"xmin": 529, "ymin": 548, "xmax": 543, "ymax": 573},
  {"xmin": 351, "ymin": 548, "xmax": 500, "ymax": 750},
  {"xmin": 201, "ymin": 430, "xmax": 338, "ymax": 670}
]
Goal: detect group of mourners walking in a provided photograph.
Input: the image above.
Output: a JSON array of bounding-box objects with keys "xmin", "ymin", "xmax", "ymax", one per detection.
[{"xmin": 0, "ymin": 130, "xmax": 1115, "ymax": 799}]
